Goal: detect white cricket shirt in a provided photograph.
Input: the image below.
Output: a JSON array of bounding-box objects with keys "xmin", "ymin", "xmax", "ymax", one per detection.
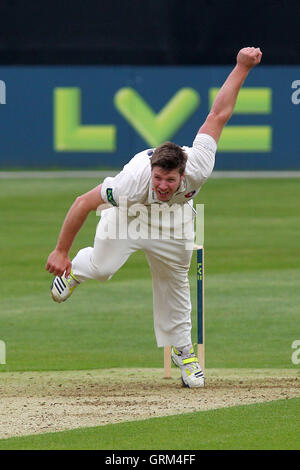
[{"xmin": 101, "ymin": 133, "xmax": 217, "ymax": 208}]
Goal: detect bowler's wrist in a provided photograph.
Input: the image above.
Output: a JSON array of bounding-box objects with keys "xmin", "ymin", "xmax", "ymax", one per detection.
[
  {"xmin": 55, "ymin": 246, "xmax": 70, "ymax": 257},
  {"xmin": 235, "ymin": 63, "xmax": 252, "ymax": 75}
]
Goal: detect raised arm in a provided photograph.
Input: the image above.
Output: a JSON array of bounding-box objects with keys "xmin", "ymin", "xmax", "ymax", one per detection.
[
  {"xmin": 198, "ymin": 47, "xmax": 262, "ymax": 143},
  {"xmin": 46, "ymin": 184, "xmax": 105, "ymax": 277}
]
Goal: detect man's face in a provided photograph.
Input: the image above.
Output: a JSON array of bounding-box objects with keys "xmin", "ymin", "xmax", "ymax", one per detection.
[{"xmin": 151, "ymin": 166, "xmax": 184, "ymax": 202}]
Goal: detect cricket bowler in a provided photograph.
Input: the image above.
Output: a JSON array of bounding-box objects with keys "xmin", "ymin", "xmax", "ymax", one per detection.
[{"xmin": 46, "ymin": 47, "xmax": 262, "ymax": 388}]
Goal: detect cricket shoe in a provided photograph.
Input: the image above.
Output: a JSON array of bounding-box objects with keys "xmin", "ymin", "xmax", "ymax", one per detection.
[
  {"xmin": 51, "ymin": 270, "xmax": 80, "ymax": 303},
  {"xmin": 171, "ymin": 345, "xmax": 205, "ymax": 388}
]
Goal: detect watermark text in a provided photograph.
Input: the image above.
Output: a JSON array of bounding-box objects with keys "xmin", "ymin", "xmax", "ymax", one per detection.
[
  {"xmin": 0, "ymin": 340, "xmax": 6, "ymax": 364},
  {"xmin": 96, "ymin": 198, "xmax": 204, "ymax": 249},
  {"xmin": 291, "ymin": 80, "xmax": 300, "ymax": 105},
  {"xmin": 0, "ymin": 80, "xmax": 6, "ymax": 104},
  {"xmin": 291, "ymin": 340, "xmax": 300, "ymax": 365}
]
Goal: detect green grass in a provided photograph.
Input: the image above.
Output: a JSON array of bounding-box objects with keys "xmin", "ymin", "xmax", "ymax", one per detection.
[
  {"xmin": 1, "ymin": 177, "xmax": 300, "ymax": 451},
  {"xmin": 0, "ymin": 177, "xmax": 300, "ymax": 371},
  {"xmin": 0, "ymin": 397, "xmax": 299, "ymax": 450}
]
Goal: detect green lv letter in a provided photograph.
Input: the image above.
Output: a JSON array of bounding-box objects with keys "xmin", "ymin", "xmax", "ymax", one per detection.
[
  {"xmin": 54, "ymin": 88, "xmax": 116, "ymax": 152},
  {"xmin": 114, "ymin": 87, "xmax": 200, "ymax": 147}
]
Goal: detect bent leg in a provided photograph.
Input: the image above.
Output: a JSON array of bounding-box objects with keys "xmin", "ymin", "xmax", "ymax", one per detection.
[
  {"xmin": 72, "ymin": 208, "xmax": 137, "ymax": 282},
  {"xmin": 71, "ymin": 241, "xmax": 134, "ymax": 282}
]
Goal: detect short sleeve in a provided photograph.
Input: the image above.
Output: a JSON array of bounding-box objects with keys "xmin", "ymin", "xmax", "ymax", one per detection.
[
  {"xmin": 184, "ymin": 133, "xmax": 217, "ymax": 183},
  {"xmin": 101, "ymin": 170, "xmax": 138, "ymax": 207},
  {"xmin": 100, "ymin": 152, "xmax": 150, "ymax": 207}
]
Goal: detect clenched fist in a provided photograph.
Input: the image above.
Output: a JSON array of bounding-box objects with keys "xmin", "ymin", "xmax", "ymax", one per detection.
[
  {"xmin": 46, "ymin": 249, "xmax": 72, "ymax": 277},
  {"xmin": 237, "ymin": 47, "xmax": 262, "ymax": 70}
]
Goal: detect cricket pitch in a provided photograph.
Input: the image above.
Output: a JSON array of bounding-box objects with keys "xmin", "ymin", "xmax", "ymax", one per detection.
[{"xmin": 0, "ymin": 368, "xmax": 300, "ymax": 439}]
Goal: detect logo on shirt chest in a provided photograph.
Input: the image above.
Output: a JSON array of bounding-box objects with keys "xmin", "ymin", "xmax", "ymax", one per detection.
[{"xmin": 185, "ymin": 190, "xmax": 196, "ymax": 198}]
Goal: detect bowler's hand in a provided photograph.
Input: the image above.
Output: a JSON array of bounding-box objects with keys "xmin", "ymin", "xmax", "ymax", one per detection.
[
  {"xmin": 46, "ymin": 249, "xmax": 72, "ymax": 277},
  {"xmin": 237, "ymin": 47, "xmax": 262, "ymax": 70}
]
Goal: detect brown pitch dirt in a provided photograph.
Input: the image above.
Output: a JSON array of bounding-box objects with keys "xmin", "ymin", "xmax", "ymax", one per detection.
[{"xmin": 0, "ymin": 368, "xmax": 300, "ymax": 439}]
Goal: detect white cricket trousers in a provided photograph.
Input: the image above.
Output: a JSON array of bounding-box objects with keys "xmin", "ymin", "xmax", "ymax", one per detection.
[{"xmin": 71, "ymin": 207, "xmax": 194, "ymax": 348}]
